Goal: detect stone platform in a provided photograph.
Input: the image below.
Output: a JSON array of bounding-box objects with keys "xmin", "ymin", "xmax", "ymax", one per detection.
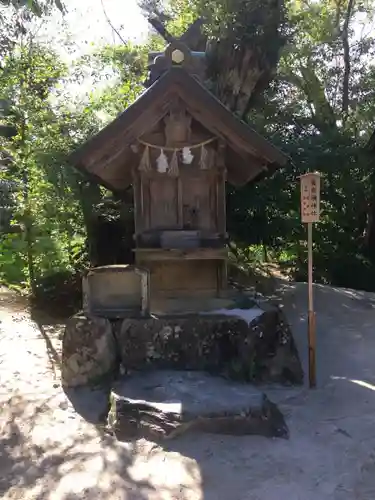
[
  {"xmin": 110, "ymin": 370, "xmax": 289, "ymax": 441},
  {"xmin": 61, "ymin": 302, "xmax": 303, "ymax": 388}
]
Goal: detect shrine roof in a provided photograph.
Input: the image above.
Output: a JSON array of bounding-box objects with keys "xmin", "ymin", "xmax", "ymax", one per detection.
[{"xmin": 69, "ymin": 67, "xmax": 288, "ymax": 191}]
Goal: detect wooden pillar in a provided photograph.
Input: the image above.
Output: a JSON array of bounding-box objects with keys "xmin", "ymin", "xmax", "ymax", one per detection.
[
  {"xmin": 216, "ymin": 142, "xmax": 227, "ymax": 236},
  {"xmin": 217, "ymin": 260, "xmax": 228, "ymax": 297},
  {"xmin": 141, "ymin": 175, "xmax": 151, "ymax": 231},
  {"xmin": 177, "ymin": 177, "xmax": 184, "ymax": 227},
  {"xmin": 216, "ymin": 142, "xmax": 228, "ymax": 296},
  {"xmin": 132, "ymin": 168, "xmax": 143, "ymax": 236}
]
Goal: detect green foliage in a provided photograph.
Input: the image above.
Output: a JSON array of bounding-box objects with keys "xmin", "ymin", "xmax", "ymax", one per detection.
[
  {"xmin": 79, "ymin": 43, "xmax": 147, "ymax": 119},
  {"xmin": 145, "ymin": 0, "xmax": 375, "ymax": 290},
  {"xmin": 228, "ymin": 128, "xmax": 375, "ymax": 287},
  {"xmin": 0, "ymin": 28, "xmax": 147, "ymax": 294},
  {"xmin": 0, "ymin": 0, "xmax": 64, "ymax": 16},
  {"xmin": 0, "ymin": 43, "xmax": 103, "ymax": 289},
  {"xmin": 226, "ymin": 0, "xmax": 375, "ymax": 289}
]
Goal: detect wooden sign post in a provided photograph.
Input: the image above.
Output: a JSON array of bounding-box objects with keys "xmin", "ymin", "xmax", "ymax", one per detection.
[{"xmin": 300, "ymin": 172, "xmax": 321, "ymax": 388}]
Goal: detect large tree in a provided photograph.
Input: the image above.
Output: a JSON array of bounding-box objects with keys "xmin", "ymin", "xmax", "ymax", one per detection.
[
  {"xmin": 139, "ymin": 0, "xmax": 289, "ymax": 118},
  {"xmin": 137, "ymin": 0, "xmax": 375, "ymax": 288},
  {"xmin": 229, "ymin": 0, "xmax": 375, "ymax": 287}
]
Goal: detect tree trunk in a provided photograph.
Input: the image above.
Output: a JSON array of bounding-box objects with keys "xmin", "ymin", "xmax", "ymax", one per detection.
[
  {"xmin": 341, "ymin": 0, "xmax": 355, "ymax": 119},
  {"xmin": 279, "ymin": 67, "xmax": 337, "ymax": 133},
  {"xmin": 21, "ymin": 168, "xmax": 36, "ymax": 293},
  {"xmin": 77, "ymin": 180, "xmax": 102, "ymax": 266},
  {"xmin": 263, "ymin": 241, "xmax": 269, "ymax": 262}
]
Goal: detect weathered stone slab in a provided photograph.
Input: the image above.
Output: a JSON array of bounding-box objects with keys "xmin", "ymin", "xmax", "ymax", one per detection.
[
  {"xmin": 116, "ymin": 314, "xmax": 252, "ymax": 376},
  {"xmin": 61, "ymin": 314, "xmax": 119, "ymax": 387},
  {"xmin": 110, "ymin": 371, "xmax": 289, "ymax": 441},
  {"xmin": 115, "ymin": 305, "xmax": 303, "ymax": 385},
  {"xmin": 250, "ymin": 306, "xmax": 304, "ymax": 384}
]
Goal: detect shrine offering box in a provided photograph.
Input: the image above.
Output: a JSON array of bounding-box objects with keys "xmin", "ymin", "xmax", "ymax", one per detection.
[{"xmin": 82, "ymin": 265, "xmax": 150, "ymax": 318}]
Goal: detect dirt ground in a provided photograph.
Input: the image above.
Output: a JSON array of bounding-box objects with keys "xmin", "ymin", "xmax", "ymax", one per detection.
[{"xmin": 2, "ymin": 281, "xmax": 375, "ymax": 499}]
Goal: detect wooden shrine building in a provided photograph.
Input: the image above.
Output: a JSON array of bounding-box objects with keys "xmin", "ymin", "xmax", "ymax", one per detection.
[{"xmin": 69, "ymin": 31, "xmax": 287, "ymax": 305}]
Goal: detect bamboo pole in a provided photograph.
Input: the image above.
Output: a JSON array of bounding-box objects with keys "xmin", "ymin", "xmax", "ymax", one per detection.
[{"xmin": 307, "ymin": 222, "xmax": 316, "ymax": 388}]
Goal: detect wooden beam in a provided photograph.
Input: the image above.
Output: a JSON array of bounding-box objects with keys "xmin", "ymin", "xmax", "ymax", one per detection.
[
  {"xmin": 69, "ymin": 73, "xmax": 176, "ymax": 167},
  {"xmin": 216, "ymin": 172, "xmax": 227, "ymax": 234},
  {"xmin": 70, "ymin": 69, "xmax": 287, "ymax": 169},
  {"xmin": 84, "ymin": 102, "xmax": 171, "ymax": 171},
  {"xmin": 170, "ymin": 70, "xmax": 286, "ymax": 164},
  {"xmin": 69, "ymin": 68, "xmax": 287, "ymax": 191},
  {"xmin": 133, "ymin": 248, "xmax": 227, "ymax": 261}
]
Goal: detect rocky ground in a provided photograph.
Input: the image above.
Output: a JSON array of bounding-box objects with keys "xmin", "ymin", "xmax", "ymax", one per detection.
[{"xmin": 2, "ymin": 282, "xmax": 375, "ymax": 499}]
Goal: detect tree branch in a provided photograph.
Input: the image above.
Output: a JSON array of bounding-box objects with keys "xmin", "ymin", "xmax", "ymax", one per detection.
[
  {"xmin": 278, "ymin": 67, "xmax": 337, "ymax": 133},
  {"xmin": 101, "ymin": 0, "xmax": 127, "ymax": 45},
  {"xmin": 148, "ymin": 17, "xmax": 174, "ymax": 43},
  {"xmin": 341, "ymin": 0, "xmax": 355, "ymax": 118}
]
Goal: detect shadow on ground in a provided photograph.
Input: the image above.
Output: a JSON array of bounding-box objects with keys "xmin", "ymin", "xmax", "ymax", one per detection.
[
  {"xmin": 4, "ymin": 283, "xmax": 375, "ymax": 499},
  {"xmin": 0, "ymin": 393, "xmax": 192, "ymax": 500}
]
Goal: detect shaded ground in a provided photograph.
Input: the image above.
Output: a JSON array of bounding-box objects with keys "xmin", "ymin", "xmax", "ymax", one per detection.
[{"xmin": 1, "ymin": 282, "xmax": 375, "ymax": 499}]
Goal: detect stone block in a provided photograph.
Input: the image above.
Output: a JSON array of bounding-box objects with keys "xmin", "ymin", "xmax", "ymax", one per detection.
[
  {"xmin": 116, "ymin": 315, "xmax": 253, "ymax": 376},
  {"xmin": 109, "ymin": 371, "xmax": 289, "ymax": 441},
  {"xmin": 251, "ymin": 306, "xmax": 304, "ymax": 384},
  {"xmin": 61, "ymin": 314, "xmax": 118, "ymax": 388},
  {"xmin": 114, "ymin": 306, "xmax": 303, "ymax": 385}
]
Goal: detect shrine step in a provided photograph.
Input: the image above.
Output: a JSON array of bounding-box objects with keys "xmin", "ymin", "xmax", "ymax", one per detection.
[{"xmin": 109, "ymin": 370, "xmax": 289, "ymax": 441}]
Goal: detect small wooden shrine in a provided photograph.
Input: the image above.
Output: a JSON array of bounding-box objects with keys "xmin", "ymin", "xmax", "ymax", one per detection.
[{"xmin": 69, "ymin": 26, "xmax": 287, "ymax": 305}]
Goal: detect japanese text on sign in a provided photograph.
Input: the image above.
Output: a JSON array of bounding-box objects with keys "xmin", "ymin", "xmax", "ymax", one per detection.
[{"xmin": 300, "ymin": 173, "xmax": 321, "ymax": 223}]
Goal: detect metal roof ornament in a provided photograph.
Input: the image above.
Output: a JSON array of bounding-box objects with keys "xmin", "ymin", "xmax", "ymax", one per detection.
[{"xmin": 144, "ymin": 18, "xmax": 207, "ymax": 87}]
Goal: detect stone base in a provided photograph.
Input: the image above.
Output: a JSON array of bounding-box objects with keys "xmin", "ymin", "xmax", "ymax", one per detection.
[
  {"xmin": 61, "ymin": 315, "xmax": 118, "ymax": 387},
  {"xmin": 61, "ymin": 301, "xmax": 303, "ymax": 388},
  {"xmin": 116, "ymin": 306, "xmax": 303, "ymax": 385},
  {"xmin": 110, "ymin": 371, "xmax": 289, "ymax": 441}
]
